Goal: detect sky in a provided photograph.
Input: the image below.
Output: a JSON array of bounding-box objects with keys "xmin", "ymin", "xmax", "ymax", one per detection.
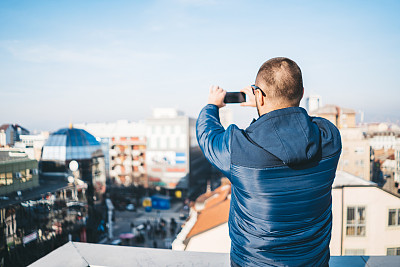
[{"xmin": 0, "ymin": 0, "xmax": 399, "ymax": 132}]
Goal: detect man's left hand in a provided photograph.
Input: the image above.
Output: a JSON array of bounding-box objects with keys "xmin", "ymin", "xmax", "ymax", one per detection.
[{"xmin": 208, "ymin": 85, "xmax": 226, "ymax": 108}]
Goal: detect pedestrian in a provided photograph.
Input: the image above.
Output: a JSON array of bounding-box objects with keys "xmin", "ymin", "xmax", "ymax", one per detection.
[
  {"xmin": 196, "ymin": 57, "xmax": 341, "ymax": 266},
  {"xmin": 146, "ymin": 223, "xmax": 152, "ymax": 238},
  {"xmin": 130, "ymin": 222, "xmax": 135, "ymax": 234}
]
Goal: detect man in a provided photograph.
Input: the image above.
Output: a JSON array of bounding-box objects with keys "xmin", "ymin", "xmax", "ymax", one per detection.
[{"xmin": 196, "ymin": 57, "xmax": 341, "ymax": 266}]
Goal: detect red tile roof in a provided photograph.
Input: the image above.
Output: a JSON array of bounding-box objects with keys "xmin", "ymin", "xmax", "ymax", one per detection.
[{"xmin": 186, "ymin": 183, "xmax": 231, "ymax": 239}]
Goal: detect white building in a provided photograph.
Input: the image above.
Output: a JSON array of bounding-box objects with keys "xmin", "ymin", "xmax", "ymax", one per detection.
[
  {"xmin": 367, "ymin": 131, "xmax": 400, "ymax": 151},
  {"xmin": 14, "ymin": 132, "xmax": 49, "ymax": 161},
  {"xmin": 331, "ymin": 171, "xmax": 400, "ymax": 256},
  {"xmin": 146, "ymin": 108, "xmax": 210, "ymax": 197},
  {"xmin": 305, "ymin": 94, "xmax": 322, "ymax": 113}
]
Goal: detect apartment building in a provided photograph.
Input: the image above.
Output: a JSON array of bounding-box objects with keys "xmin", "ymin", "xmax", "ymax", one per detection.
[
  {"xmin": 146, "ymin": 108, "xmax": 211, "ymax": 198},
  {"xmin": 312, "ymin": 105, "xmax": 370, "ymax": 180},
  {"xmin": 331, "ymin": 171, "xmax": 400, "ymax": 256},
  {"xmin": 75, "ymin": 120, "xmax": 147, "ymax": 187},
  {"xmin": 338, "ymin": 128, "xmax": 370, "ymax": 180},
  {"xmin": 0, "ymin": 124, "xmax": 29, "ymax": 147},
  {"xmin": 309, "ymin": 105, "xmax": 356, "ymax": 129}
]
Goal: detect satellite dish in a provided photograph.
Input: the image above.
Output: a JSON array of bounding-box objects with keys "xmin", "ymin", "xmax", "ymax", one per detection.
[
  {"xmin": 67, "ymin": 176, "xmax": 75, "ymax": 183},
  {"xmin": 69, "ymin": 160, "xmax": 79, "ymax": 172}
]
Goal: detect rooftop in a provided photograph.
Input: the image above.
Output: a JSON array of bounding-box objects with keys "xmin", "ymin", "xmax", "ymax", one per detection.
[
  {"xmin": 187, "ymin": 195, "xmax": 230, "ymax": 239},
  {"xmin": 0, "ymin": 148, "xmax": 30, "ymax": 163},
  {"xmin": 310, "ymin": 104, "xmax": 356, "ymax": 115},
  {"xmin": 30, "ymin": 241, "xmax": 400, "ymax": 267},
  {"xmin": 333, "ymin": 171, "xmax": 377, "ymax": 187},
  {"xmin": 0, "ymin": 178, "xmax": 70, "ymax": 209}
]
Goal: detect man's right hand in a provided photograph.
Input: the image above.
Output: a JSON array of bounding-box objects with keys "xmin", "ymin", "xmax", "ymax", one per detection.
[
  {"xmin": 208, "ymin": 85, "xmax": 226, "ymax": 108},
  {"xmin": 240, "ymin": 85, "xmax": 256, "ymax": 107}
]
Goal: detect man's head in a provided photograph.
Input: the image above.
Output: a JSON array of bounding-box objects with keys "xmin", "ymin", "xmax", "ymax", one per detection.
[{"xmin": 254, "ymin": 57, "xmax": 304, "ymax": 115}]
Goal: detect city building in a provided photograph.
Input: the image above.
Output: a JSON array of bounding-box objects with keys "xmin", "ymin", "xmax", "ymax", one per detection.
[
  {"xmin": 331, "ymin": 171, "xmax": 400, "ymax": 256},
  {"xmin": 309, "ymin": 105, "xmax": 356, "ymax": 129},
  {"xmin": 311, "ymin": 105, "xmax": 371, "ymax": 181},
  {"xmin": 367, "ymin": 131, "xmax": 400, "ymax": 151},
  {"xmin": 146, "ymin": 108, "xmax": 211, "ymax": 198},
  {"xmin": 75, "ymin": 120, "xmax": 147, "ymax": 187},
  {"xmin": 395, "ymin": 144, "xmax": 400, "ymax": 184},
  {"xmin": 0, "ymin": 145, "xmax": 107, "ymax": 266},
  {"xmin": 337, "ymin": 128, "xmax": 371, "ymax": 180},
  {"xmin": 371, "ymin": 148, "xmax": 396, "ymax": 182},
  {"xmin": 366, "ymin": 122, "xmax": 400, "ymax": 133},
  {"xmin": 0, "ymin": 124, "xmax": 29, "ymax": 147},
  {"xmin": 13, "ymin": 132, "xmax": 49, "ymax": 161},
  {"xmin": 305, "ymin": 94, "xmax": 322, "ymax": 113},
  {"xmin": 40, "ymin": 126, "xmax": 106, "ymax": 204},
  {"xmin": 0, "ymin": 179, "xmax": 102, "ymax": 266},
  {"xmin": 0, "ymin": 149, "xmax": 39, "ymax": 196}
]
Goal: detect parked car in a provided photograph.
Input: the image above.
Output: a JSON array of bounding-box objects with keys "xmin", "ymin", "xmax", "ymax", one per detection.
[
  {"xmin": 179, "ymin": 213, "xmax": 187, "ymax": 220},
  {"xmin": 126, "ymin": 204, "xmax": 136, "ymax": 211},
  {"xmin": 111, "ymin": 239, "xmax": 122, "ymax": 246}
]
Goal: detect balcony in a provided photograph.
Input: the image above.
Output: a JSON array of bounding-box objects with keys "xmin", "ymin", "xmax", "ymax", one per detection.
[{"xmin": 30, "ymin": 242, "xmax": 400, "ymax": 267}]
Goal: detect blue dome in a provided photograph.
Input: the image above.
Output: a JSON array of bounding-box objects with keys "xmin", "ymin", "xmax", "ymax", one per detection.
[
  {"xmin": 42, "ymin": 127, "xmax": 103, "ymax": 161},
  {"xmin": 47, "ymin": 128, "xmax": 100, "ymax": 147}
]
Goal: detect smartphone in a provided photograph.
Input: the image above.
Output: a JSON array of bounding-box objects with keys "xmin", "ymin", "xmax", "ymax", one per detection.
[{"xmin": 224, "ymin": 92, "xmax": 246, "ymax": 103}]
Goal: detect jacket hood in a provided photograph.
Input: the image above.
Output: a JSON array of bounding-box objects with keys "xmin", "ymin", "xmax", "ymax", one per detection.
[{"xmin": 246, "ymin": 107, "xmax": 321, "ymax": 165}]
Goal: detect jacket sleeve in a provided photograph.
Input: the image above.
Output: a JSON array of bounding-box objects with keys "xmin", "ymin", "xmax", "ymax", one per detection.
[{"xmin": 196, "ymin": 104, "xmax": 233, "ymax": 178}]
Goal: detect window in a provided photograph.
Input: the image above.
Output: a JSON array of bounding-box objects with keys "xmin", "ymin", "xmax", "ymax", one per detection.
[
  {"xmin": 170, "ymin": 136, "xmax": 176, "ymax": 148},
  {"xmin": 156, "ymin": 137, "xmax": 160, "ymax": 148},
  {"xmin": 165, "ymin": 126, "xmax": 171, "ymax": 135},
  {"xmin": 160, "ymin": 136, "xmax": 166, "ymax": 149},
  {"xmin": 388, "ymin": 209, "xmax": 400, "ymax": 226},
  {"xmin": 387, "ymin": 247, "xmax": 400, "ymax": 256},
  {"xmin": 346, "ymin": 206, "xmax": 366, "ymax": 236},
  {"xmin": 0, "ymin": 173, "xmax": 5, "ymax": 186},
  {"xmin": 174, "ymin": 125, "xmax": 181, "ymax": 134},
  {"xmin": 6, "ymin": 172, "xmax": 13, "ymax": 185},
  {"xmin": 345, "ymin": 249, "xmax": 365, "ymax": 255},
  {"xmin": 355, "ymin": 147, "xmax": 364, "ymax": 153}
]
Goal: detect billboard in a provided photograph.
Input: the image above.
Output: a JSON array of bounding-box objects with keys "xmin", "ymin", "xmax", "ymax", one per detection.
[{"xmin": 146, "ymin": 151, "xmax": 187, "ymax": 189}]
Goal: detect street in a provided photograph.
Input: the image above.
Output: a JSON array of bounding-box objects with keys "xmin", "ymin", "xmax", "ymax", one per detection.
[{"xmin": 103, "ymin": 201, "xmax": 187, "ymax": 249}]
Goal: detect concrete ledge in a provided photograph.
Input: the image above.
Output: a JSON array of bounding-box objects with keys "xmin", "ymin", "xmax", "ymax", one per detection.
[
  {"xmin": 29, "ymin": 242, "xmax": 400, "ymax": 267},
  {"xmin": 29, "ymin": 242, "xmax": 229, "ymax": 267}
]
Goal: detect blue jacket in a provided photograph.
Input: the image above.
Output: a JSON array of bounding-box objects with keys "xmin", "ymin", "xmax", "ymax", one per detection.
[{"xmin": 196, "ymin": 104, "xmax": 341, "ymax": 267}]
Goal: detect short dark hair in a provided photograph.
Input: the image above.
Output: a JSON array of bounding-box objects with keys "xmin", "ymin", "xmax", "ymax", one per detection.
[{"xmin": 256, "ymin": 57, "xmax": 303, "ymax": 105}]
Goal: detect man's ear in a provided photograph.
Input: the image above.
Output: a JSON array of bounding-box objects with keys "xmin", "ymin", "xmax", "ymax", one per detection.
[{"xmin": 256, "ymin": 90, "xmax": 265, "ymax": 106}]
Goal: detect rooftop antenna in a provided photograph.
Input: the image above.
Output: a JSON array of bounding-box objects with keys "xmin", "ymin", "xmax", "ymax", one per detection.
[
  {"xmin": 206, "ymin": 179, "xmax": 211, "ymax": 193},
  {"xmin": 359, "ymin": 110, "xmax": 364, "ymax": 124}
]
